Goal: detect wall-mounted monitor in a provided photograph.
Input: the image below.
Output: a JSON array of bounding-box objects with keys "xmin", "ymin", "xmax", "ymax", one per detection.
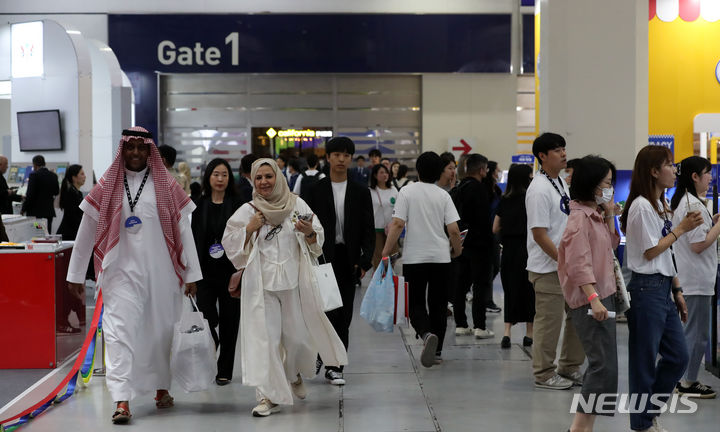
[{"xmin": 17, "ymin": 109, "xmax": 63, "ymax": 151}]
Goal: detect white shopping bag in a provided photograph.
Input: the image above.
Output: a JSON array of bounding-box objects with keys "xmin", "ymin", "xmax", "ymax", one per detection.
[
  {"xmin": 170, "ymin": 296, "xmax": 217, "ymax": 392},
  {"xmin": 314, "ymin": 262, "xmax": 343, "ymax": 312}
]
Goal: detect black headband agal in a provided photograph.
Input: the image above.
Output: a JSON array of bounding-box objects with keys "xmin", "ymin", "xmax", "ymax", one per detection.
[{"xmin": 122, "ymin": 129, "xmax": 153, "ymax": 139}]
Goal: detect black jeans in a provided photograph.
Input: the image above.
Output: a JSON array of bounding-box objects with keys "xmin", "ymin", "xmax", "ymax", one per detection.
[
  {"xmin": 452, "ymin": 250, "xmax": 489, "ymax": 330},
  {"xmin": 325, "ymin": 244, "xmax": 356, "ymax": 373},
  {"xmin": 196, "ymin": 274, "xmax": 240, "ymax": 380},
  {"xmin": 403, "ymin": 262, "xmax": 452, "ymax": 354}
]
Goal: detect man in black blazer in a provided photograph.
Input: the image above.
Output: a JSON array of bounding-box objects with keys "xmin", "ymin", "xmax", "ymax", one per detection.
[
  {"xmin": 306, "ymin": 136, "xmax": 375, "ymax": 386},
  {"xmin": 22, "ymin": 155, "xmax": 59, "ymax": 232}
]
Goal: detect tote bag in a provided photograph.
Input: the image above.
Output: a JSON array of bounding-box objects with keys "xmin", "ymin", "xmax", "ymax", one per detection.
[
  {"xmin": 170, "ymin": 296, "xmax": 217, "ymax": 392},
  {"xmin": 314, "ymin": 258, "xmax": 343, "ymax": 312}
]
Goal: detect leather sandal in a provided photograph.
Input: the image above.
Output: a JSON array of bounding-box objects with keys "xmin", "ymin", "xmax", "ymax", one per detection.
[
  {"xmin": 154, "ymin": 393, "xmax": 174, "ymax": 409},
  {"xmin": 111, "ymin": 405, "xmax": 131, "ymax": 424}
]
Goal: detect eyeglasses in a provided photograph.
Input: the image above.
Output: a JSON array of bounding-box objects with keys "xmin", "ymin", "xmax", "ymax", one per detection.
[
  {"xmin": 674, "ymin": 163, "xmax": 681, "ymax": 175},
  {"xmin": 265, "ymin": 224, "xmax": 283, "ymax": 241}
]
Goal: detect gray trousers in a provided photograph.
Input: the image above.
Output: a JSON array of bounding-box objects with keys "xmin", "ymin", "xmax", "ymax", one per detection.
[
  {"xmin": 682, "ymin": 295, "xmax": 712, "ymax": 382},
  {"xmin": 568, "ymin": 295, "xmax": 618, "ymax": 416}
]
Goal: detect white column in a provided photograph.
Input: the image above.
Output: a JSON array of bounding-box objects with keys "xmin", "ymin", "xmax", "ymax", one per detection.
[{"xmin": 537, "ymin": 0, "xmax": 648, "ymax": 169}]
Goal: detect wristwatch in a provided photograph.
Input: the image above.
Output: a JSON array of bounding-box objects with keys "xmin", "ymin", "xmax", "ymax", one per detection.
[{"xmin": 306, "ymin": 231, "xmax": 316, "ymax": 239}]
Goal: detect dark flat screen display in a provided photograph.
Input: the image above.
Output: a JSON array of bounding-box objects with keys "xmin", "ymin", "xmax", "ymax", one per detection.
[{"xmin": 17, "ymin": 110, "xmax": 63, "ymax": 151}]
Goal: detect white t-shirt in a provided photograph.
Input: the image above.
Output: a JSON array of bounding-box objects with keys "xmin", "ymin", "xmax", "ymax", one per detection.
[
  {"xmin": 331, "ymin": 180, "xmax": 347, "ymax": 244},
  {"xmin": 626, "ymin": 196, "xmax": 677, "ymax": 277},
  {"xmin": 525, "ymin": 173, "xmax": 570, "ymax": 273},
  {"xmin": 292, "ymin": 169, "xmax": 326, "ymax": 194},
  {"xmin": 392, "ymin": 182, "xmax": 460, "ymax": 264},
  {"xmin": 672, "ymin": 193, "xmax": 716, "ymax": 295},
  {"xmin": 371, "ymin": 186, "xmax": 398, "ymax": 230}
]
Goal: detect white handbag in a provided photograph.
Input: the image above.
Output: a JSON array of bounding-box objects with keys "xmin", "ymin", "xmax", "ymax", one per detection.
[{"xmin": 314, "ymin": 257, "xmax": 343, "ymax": 312}]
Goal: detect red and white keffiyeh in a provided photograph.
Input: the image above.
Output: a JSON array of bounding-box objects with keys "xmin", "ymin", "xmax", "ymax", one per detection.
[{"xmin": 84, "ymin": 126, "xmax": 192, "ymax": 285}]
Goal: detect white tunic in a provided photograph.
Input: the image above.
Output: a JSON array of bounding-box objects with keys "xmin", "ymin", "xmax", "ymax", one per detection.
[
  {"xmin": 222, "ymin": 197, "xmax": 348, "ymax": 405},
  {"xmin": 67, "ymin": 167, "xmax": 202, "ymax": 401}
]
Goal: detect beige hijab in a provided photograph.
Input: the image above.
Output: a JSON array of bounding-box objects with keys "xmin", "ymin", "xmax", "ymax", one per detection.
[{"xmin": 251, "ymin": 158, "xmax": 297, "ymax": 226}]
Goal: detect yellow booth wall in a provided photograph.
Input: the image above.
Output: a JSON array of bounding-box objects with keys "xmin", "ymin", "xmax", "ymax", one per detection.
[{"xmin": 650, "ymin": 17, "xmax": 720, "ymax": 162}]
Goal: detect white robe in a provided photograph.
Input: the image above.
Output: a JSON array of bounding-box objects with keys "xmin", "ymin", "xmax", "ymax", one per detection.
[
  {"xmin": 67, "ymin": 167, "xmax": 202, "ymax": 402},
  {"xmin": 222, "ymin": 197, "xmax": 348, "ymax": 405}
]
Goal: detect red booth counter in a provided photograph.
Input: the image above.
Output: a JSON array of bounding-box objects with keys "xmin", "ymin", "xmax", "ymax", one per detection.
[{"xmin": 0, "ymin": 243, "xmax": 85, "ymax": 368}]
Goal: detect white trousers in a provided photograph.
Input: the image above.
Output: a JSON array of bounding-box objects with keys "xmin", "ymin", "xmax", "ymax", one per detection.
[{"xmin": 255, "ymin": 288, "xmax": 314, "ymax": 405}]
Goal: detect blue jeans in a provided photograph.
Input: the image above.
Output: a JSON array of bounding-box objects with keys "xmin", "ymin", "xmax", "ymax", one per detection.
[{"xmin": 626, "ymin": 272, "xmax": 689, "ymax": 431}]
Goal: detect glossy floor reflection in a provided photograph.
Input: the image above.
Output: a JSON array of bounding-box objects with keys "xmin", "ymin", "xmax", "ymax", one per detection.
[{"xmin": 2, "ymin": 277, "xmax": 719, "ymax": 432}]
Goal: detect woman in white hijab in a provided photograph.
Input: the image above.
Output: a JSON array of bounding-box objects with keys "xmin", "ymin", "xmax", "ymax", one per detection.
[{"xmin": 222, "ymin": 158, "xmax": 347, "ymax": 417}]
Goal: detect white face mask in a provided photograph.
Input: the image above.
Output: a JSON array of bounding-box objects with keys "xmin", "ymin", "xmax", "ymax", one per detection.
[{"xmin": 595, "ymin": 186, "xmax": 614, "ymax": 205}]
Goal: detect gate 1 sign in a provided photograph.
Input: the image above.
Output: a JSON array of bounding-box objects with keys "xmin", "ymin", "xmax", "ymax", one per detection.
[{"xmin": 648, "ymin": 135, "xmax": 674, "ymax": 154}]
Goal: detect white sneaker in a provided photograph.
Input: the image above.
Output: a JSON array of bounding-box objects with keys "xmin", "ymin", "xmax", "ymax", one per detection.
[
  {"xmin": 534, "ymin": 374, "xmax": 573, "ymax": 390},
  {"xmin": 291, "ymin": 374, "xmax": 307, "ymax": 399},
  {"xmin": 252, "ymin": 398, "xmax": 280, "ymax": 417},
  {"xmin": 455, "ymin": 326, "xmax": 473, "ymax": 336},
  {"xmin": 474, "ymin": 328, "xmax": 495, "ymax": 339},
  {"xmin": 559, "ymin": 370, "xmax": 583, "ymax": 386}
]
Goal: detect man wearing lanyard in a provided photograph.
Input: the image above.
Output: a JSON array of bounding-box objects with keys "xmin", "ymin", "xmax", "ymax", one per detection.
[
  {"xmin": 66, "ymin": 127, "xmax": 202, "ymax": 424},
  {"xmin": 525, "ymin": 132, "xmax": 585, "ymax": 390}
]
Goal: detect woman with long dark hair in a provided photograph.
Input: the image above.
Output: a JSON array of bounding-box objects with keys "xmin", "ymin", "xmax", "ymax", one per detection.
[
  {"xmin": 620, "ymin": 146, "xmax": 703, "ymax": 431},
  {"xmin": 191, "ymin": 158, "xmax": 243, "ymax": 385},
  {"xmin": 370, "ymin": 163, "xmax": 398, "ymax": 268},
  {"xmin": 57, "ymin": 164, "xmax": 86, "ymax": 240},
  {"xmin": 670, "ymin": 156, "xmax": 719, "ymax": 399},
  {"xmin": 493, "ymin": 164, "xmax": 534, "ymax": 348}
]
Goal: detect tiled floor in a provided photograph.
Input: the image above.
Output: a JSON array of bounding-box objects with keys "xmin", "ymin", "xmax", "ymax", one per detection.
[{"xmin": 1, "ymin": 278, "xmax": 719, "ymax": 431}]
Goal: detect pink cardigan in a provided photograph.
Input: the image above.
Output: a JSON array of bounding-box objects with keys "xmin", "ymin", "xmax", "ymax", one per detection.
[{"xmin": 558, "ymin": 201, "xmax": 620, "ymax": 309}]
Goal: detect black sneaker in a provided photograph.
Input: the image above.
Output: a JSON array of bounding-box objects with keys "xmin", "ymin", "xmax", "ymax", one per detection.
[
  {"xmin": 676, "ymin": 381, "xmax": 716, "ymax": 399},
  {"xmin": 501, "ymin": 336, "xmax": 511, "ymax": 349},
  {"xmin": 523, "ymin": 336, "xmax": 533, "ymax": 347},
  {"xmin": 325, "ymin": 369, "xmax": 345, "ymax": 386},
  {"xmin": 486, "ymin": 302, "xmax": 501, "ymax": 313}
]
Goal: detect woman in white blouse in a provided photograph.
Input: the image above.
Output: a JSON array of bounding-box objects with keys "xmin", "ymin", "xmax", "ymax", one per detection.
[
  {"xmin": 619, "ymin": 146, "xmax": 703, "ymax": 432},
  {"xmin": 222, "ymin": 158, "xmax": 347, "ymax": 417},
  {"xmin": 370, "ymin": 163, "xmax": 399, "ymax": 268},
  {"xmin": 669, "ymin": 156, "xmax": 719, "ymax": 399}
]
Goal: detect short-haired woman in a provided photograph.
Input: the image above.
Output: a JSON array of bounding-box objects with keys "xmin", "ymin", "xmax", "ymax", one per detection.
[
  {"xmin": 558, "ymin": 156, "xmax": 619, "ymax": 432},
  {"xmin": 620, "ymin": 146, "xmax": 703, "ymax": 431},
  {"xmin": 670, "ymin": 156, "xmax": 719, "ymax": 399}
]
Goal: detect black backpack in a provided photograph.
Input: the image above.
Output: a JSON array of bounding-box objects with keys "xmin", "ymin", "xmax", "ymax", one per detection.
[{"xmin": 299, "ymin": 171, "xmax": 322, "ymax": 201}]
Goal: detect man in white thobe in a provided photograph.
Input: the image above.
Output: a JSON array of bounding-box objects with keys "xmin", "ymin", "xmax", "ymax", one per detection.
[{"xmin": 67, "ymin": 127, "xmax": 201, "ymax": 424}]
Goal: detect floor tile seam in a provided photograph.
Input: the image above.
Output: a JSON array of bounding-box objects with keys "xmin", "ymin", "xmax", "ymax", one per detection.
[{"xmin": 398, "ymin": 329, "xmax": 442, "ymax": 432}]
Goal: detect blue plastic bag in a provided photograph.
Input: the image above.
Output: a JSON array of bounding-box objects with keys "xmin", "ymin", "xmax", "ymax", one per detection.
[{"xmin": 360, "ymin": 259, "xmax": 395, "ymax": 333}]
